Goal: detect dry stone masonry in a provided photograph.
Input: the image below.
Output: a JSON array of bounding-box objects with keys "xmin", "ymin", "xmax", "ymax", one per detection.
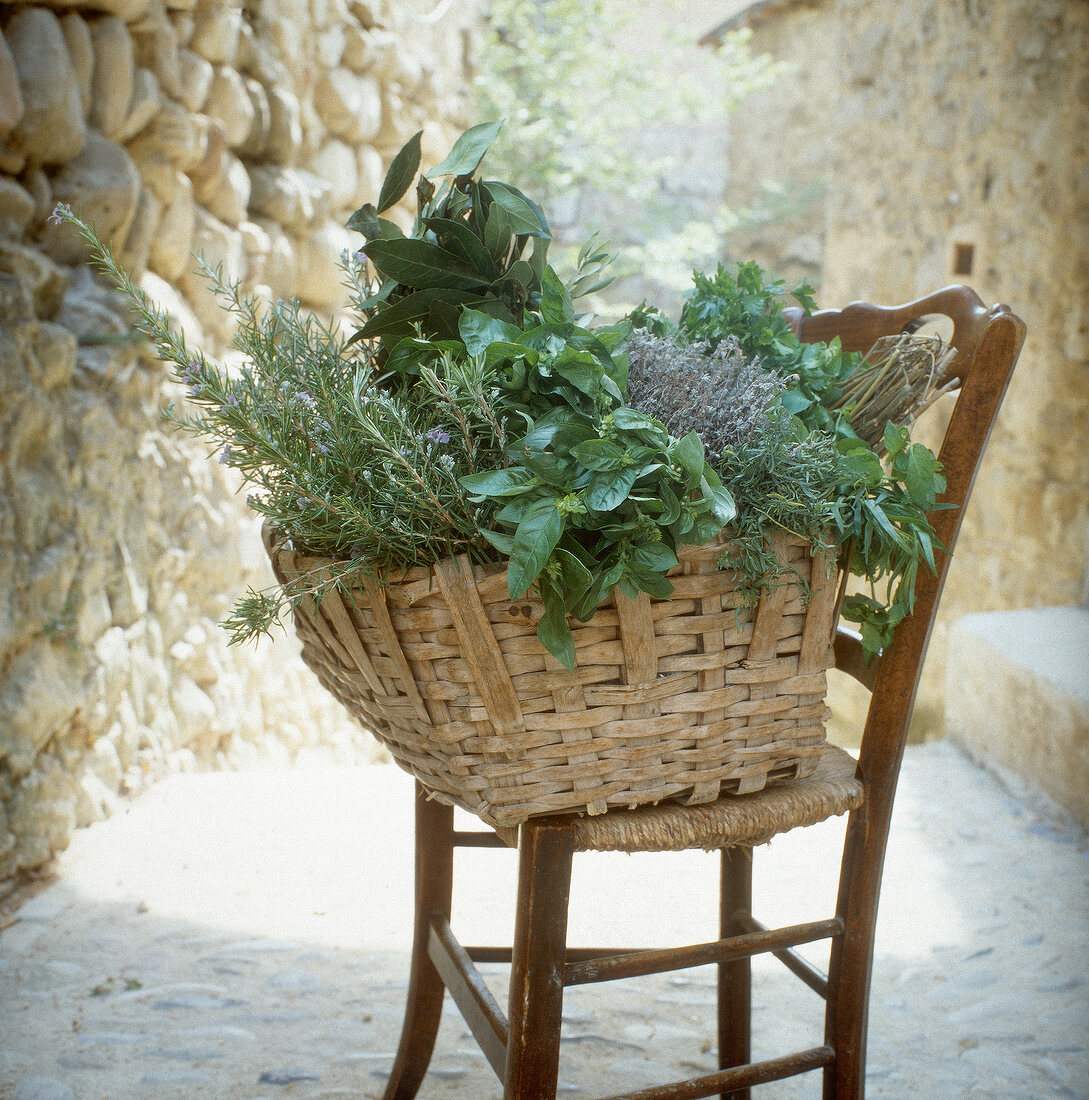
[
  {"xmin": 0, "ymin": 0, "xmax": 480, "ymax": 891},
  {"xmin": 716, "ymin": 0, "xmax": 1089, "ymax": 769}
]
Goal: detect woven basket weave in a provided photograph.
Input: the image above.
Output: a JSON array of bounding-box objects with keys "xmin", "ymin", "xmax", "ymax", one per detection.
[{"xmin": 264, "ymin": 528, "xmax": 839, "ymax": 828}]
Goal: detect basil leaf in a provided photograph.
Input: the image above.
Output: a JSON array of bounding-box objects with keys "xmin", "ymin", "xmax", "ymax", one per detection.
[
  {"xmin": 586, "ymin": 467, "xmax": 638, "ymax": 512},
  {"xmin": 507, "ymin": 498, "xmax": 564, "ymax": 599},
  {"xmin": 459, "ymin": 467, "xmax": 538, "ymax": 498},
  {"xmin": 572, "ymin": 439, "xmax": 625, "ymax": 472},
  {"xmin": 459, "ymin": 308, "xmax": 523, "ymax": 357},
  {"xmin": 480, "ymin": 529, "xmax": 516, "ymax": 554},
  {"xmin": 535, "ymin": 575, "xmax": 576, "ymax": 670},
  {"xmin": 669, "ymin": 431, "xmax": 705, "ymax": 485},
  {"xmin": 540, "ymin": 266, "xmax": 574, "ymax": 324},
  {"xmin": 629, "ymin": 542, "xmax": 679, "ymax": 573}
]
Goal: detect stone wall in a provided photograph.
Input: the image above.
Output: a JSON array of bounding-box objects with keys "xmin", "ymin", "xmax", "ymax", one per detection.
[
  {"xmin": 712, "ymin": 0, "xmax": 831, "ymax": 287},
  {"xmin": 0, "ymin": 0, "xmax": 480, "ymax": 892},
  {"xmin": 715, "ymin": 0, "xmax": 1089, "ymax": 742}
]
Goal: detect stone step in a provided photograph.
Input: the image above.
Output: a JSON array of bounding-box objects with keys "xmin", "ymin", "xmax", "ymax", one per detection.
[{"xmin": 946, "ymin": 605, "xmax": 1089, "ymax": 830}]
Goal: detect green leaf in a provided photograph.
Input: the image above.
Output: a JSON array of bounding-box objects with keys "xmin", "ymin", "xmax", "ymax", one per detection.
[
  {"xmin": 356, "ymin": 279, "xmax": 396, "ymax": 310},
  {"xmin": 522, "ymin": 449, "xmax": 573, "ymax": 487},
  {"xmin": 484, "ymin": 202, "xmax": 512, "ymax": 263},
  {"xmin": 669, "ymin": 431, "xmax": 705, "ymax": 485},
  {"xmin": 900, "ymin": 444, "xmax": 944, "ymax": 509},
  {"xmin": 459, "ymin": 467, "xmax": 539, "ymax": 498},
  {"xmin": 553, "ymin": 548, "xmax": 594, "ymax": 603},
  {"xmin": 781, "ymin": 387, "xmax": 814, "ymax": 414},
  {"xmin": 482, "ymin": 181, "xmax": 551, "ymax": 237},
  {"xmin": 481, "ymin": 529, "xmax": 515, "ymax": 554},
  {"xmin": 535, "ymin": 576, "xmax": 576, "ymax": 670},
  {"xmin": 551, "ymin": 351, "xmax": 603, "ymax": 400},
  {"xmin": 384, "ymin": 336, "xmax": 443, "ymax": 375},
  {"xmin": 632, "ymin": 571, "xmax": 674, "ymax": 600},
  {"xmin": 377, "ymin": 130, "xmax": 422, "ymax": 213},
  {"xmin": 427, "ymin": 120, "xmax": 504, "ymax": 179},
  {"xmin": 461, "ymin": 295, "xmax": 519, "ymax": 327},
  {"xmin": 424, "ymin": 217, "xmax": 498, "ymax": 280},
  {"xmin": 351, "ymin": 288, "xmax": 478, "ymax": 340},
  {"xmin": 346, "ymin": 203, "xmax": 381, "ymax": 238},
  {"xmin": 586, "ymin": 467, "xmax": 638, "ymax": 512},
  {"xmin": 459, "ymin": 308, "xmax": 523, "ymax": 357},
  {"xmin": 540, "ymin": 266, "xmax": 574, "ymax": 324},
  {"xmin": 507, "ymin": 498, "xmax": 564, "ymax": 599},
  {"xmin": 485, "ymin": 341, "xmax": 537, "ymax": 369},
  {"xmin": 500, "ymin": 259, "xmax": 536, "ymax": 290},
  {"xmin": 364, "ymin": 238, "xmax": 493, "ymax": 291},
  {"xmin": 572, "ymin": 439, "xmax": 625, "ymax": 472},
  {"xmin": 629, "ymin": 541, "xmax": 679, "ymax": 573}
]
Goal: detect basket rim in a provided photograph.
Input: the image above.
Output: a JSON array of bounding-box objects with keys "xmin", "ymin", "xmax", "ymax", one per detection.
[{"xmin": 263, "ymin": 523, "xmax": 830, "ymax": 601}]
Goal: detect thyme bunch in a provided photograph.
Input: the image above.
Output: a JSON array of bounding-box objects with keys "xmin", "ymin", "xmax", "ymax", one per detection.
[{"xmin": 625, "ymin": 329, "xmax": 789, "ymax": 459}]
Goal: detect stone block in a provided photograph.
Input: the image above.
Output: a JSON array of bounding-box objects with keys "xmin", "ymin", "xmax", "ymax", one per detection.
[
  {"xmin": 115, "ymin": 67, "xmax": 163, "ymax": 145},
  {"xmin": 0, "ymin": 29, "xmax": 24, "ymax": 135},
  {"xmin": 310, "ymin": 138, "xmax": 360, "ymax": 211},
  {"xmin": 89, "ymin": 16, "xmax": 135, "ymax": 141},
  {"xmin": 250, "ymin": 217, "xmax": 296, "ymax": 300},
  {"xmin": 947, "ymin": 606, "xmax": 1089, "ymax": 830},
  {"xmin": 294, "ymin": 218, "xmax": 354, "ymax": 309},
  {"xmin": 248, "ymin": 165, "xmax": 330, "ymax": 234},
  {"xmin": 188, "ymin": 0, "xmax": 242, "ymax": 65},
  {"xmin": 59, "ymin": 15, "xmax": 94, "ymax": 118},
  {"xmin": 117, "ymin": 185, "xmax": 160, "ymax": 275},
  {"xmin": 131, "ymin": 0, "xmax": 183, "ymax": 99},
  {"xmin": 204, "ymin": 64, "xmax": 254, "ymax": 149},
  {"xmin": 264, "ymin": 85, "xmax": 302, "ymax": 165},
  {"xmin": 0, "ymin": 241, "xmax": 68, "ymax": 318},
  {"xmin": 193, "ymin": 149, "xmax": 251, "ymax": 227},
  {"xmin": 4, "ymin": 8, "xmax": 86, "ymax": 166},
  {"xmin": 0, "ymin": 177, "xmax": 35, "ymax": 240},
  {"xmin": 313, "ymin": 67, "xmax": 382, "ymax": 145},
  {"xmin": 177, "ymin": 47, "xmax": 214, "ymax": 113},
  {"xmin": 236, "ymin": 76, "xmax": 271, "ymax": 159},
  {"xmin": 149, "ymin": 171, "xmax": 195, "ymax": 281},
  {"xmin": 12, "ymin": 322, "xmax": 77, "ymax": 392},
  {"xmin": 40, "ymin": 133, "xmax": 142, "ymax": 264},
  {"xmin": 126, "ymin": 99, "xmax": 205, "ymax": 173}
]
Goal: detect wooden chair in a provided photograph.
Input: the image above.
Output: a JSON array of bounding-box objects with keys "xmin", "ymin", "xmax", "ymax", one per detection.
[{"xmin": 380, "ymin": 285, "xmax": 1026, "ymax": 1100}]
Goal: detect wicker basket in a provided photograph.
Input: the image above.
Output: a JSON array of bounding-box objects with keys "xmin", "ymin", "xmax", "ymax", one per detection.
[{"xmin": 264, "ymin": 528, "xmax": 839, "ymax": 828}]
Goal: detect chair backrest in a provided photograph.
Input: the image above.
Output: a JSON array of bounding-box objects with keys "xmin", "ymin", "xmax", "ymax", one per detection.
[{"xmin": 786, "ymin": 284, "xmax": 1026, "ymax": 806}]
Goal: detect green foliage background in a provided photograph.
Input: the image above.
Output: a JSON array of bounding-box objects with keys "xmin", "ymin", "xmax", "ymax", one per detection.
[{"xmin": 473, "ymin": 0, "xmax": 785, "ymax": 309}]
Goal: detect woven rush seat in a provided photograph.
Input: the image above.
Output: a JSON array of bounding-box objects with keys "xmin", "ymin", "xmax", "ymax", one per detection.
[{"xmin": 493, "ymin": 743, "xmax": 863, "ymax": 852}]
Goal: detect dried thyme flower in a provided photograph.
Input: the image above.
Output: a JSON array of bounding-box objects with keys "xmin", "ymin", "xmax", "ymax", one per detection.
[{"xmin": 625, "ymin": 330, "xmax": 789, "ymax": 460}]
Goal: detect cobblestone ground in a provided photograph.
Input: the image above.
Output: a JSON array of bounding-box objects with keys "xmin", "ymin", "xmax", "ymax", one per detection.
[{"xmin": 1, "ymin": 742, "xmax": 1086, "ymax": 1100}]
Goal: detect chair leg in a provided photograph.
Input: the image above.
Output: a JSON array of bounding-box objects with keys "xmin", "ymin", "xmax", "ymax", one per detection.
[
  {"xmin": 823, "ymin": 802, "xmax": 883, "ymax": 1100},
  {"xmin": 719, "ymin": 845, "xmax": 753, "ymax": 1100},
  {"xmin": 383, "ymin": 783, "xmax": 456, "ymax": 1100},
  {"xmin": 504, "ymin": 819, "xmax": 576, "ymax": 1100}
]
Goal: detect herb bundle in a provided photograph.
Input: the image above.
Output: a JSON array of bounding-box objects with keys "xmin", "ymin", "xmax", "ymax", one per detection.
[
  {"xmin": 57, "ymin": 122, "xmax": 948, "ymax": 667},
  {"xmin": 627, "ymin": 266, "xmax": 949, "ymax": 658}
]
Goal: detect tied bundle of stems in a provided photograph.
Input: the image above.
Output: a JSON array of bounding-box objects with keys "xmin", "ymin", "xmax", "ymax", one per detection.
[{"xmin": 832, "ymin": 333, "xmax": 958, "ymax": 453}]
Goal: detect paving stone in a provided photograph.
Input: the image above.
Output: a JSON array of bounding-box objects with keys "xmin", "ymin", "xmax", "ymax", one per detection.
[
  {"xmin": 139, "ymin": 1070, "xmax": 211, "ymax": 1084},
  {"xmin": 13, "ymin": 1079, "xmax": 76, "ymax": 1100},
  {"xmin": 0, "ymin": 745, "xmax": 1085, "ymax": 1098},
  {"xmin": 258, "ymin": 1067, "xmax": 321, "ymax": 1084}
]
